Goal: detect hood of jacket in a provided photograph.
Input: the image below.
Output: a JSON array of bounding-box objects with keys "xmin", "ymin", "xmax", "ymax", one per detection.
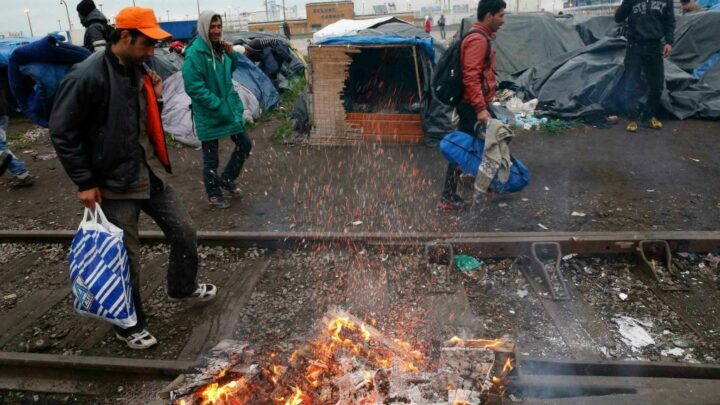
[
  {"xmin": 197, "ymin": 10, "xmax": 222, "ymax": 52},
  {"xmin": 82, "ymin": 9, "xmax": 107, "ymax": 28}
]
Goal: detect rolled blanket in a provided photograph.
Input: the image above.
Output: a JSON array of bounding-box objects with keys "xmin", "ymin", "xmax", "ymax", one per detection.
[{"xmin": 8, "ymin": 35, "xmax": 90, "ymax": 127}]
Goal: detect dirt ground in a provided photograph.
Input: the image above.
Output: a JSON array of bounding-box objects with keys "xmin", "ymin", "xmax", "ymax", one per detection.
[{"xmin": 2, "ymin": 115, "xmax": 720, "ymax": 234}]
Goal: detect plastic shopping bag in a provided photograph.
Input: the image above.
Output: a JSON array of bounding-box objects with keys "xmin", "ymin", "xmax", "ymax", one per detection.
[{"xmin": 68, "ymin": 205, "xmax": 137, "ymax": 328}]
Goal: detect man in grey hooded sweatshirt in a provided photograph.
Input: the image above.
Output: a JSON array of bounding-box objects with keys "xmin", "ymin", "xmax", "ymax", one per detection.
[{"xmin": 183, "ymin": 11, "xmax": 250, "ymax": 209}]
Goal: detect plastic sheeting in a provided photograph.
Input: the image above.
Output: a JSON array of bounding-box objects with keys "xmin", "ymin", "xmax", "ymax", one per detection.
[
  {"xmin": 162, "ymin": 70, "xmax": 262, "ymax": 148},
  {"xmin": 669, "ymin": 12, "xmax": 720, "ymax": 71},
  {"xmin": 313, "ymin": 17, "xmax": 401, "ymax": 41},
  {"xmin": 563, "ymin": 15, "xmax": 622, "ymax": 45},
  {"xmin": 231, "ymin": 51, "xmax": 280, "ymax": 110},
  {"xmin": 461, "ymin": 13, "xmax": 586, "ymax": 81},
  {"xmin": 0, "ymin": 38, "xmax": 33, "ymax": 68},
  {"xmin": 8, "ymin": 36, "xmax": 90, "ymax": 127},
  {"xmin": 229, "ymin": 31, "xmax": 306, "ymax": 79},
  {"xmin": 315, "ymin": 35, "xmax": 436, "ymax": 64}
]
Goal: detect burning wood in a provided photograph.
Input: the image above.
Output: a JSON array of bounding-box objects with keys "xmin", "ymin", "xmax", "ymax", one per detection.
[{"xmin": 171, "ymin": 309, "xmax": 516, "ymax": 404}]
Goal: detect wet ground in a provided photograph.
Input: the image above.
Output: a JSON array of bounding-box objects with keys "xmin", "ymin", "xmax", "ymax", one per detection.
[{"xmin": 2, "ymin": 116, "xmax": 720, "ymax": 234}]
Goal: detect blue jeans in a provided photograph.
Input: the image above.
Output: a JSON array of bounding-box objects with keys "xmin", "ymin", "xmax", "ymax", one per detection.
[
  {"xmin": 201, "ymin": 132, "xmax": 252, "ymax": 197},
  {"xmin": 0, "ymin": 116, "xmax": 28, "ymax": 177}
]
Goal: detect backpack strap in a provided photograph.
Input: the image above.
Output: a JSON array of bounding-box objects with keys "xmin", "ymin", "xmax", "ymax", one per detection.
[{"xmin": 462, "ymin": 28, "xmax": 493, "ymax": 69}]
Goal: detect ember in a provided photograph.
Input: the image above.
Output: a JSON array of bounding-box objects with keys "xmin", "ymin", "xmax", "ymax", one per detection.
[{"xmin": 174, "ymin": 309, "xmax": 515, "ymax": 404}]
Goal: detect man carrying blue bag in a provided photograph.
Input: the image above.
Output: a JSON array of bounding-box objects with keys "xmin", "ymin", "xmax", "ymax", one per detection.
[{"xmin": 50, "ymin": 7, "xmax": 217, "ymax": 350}]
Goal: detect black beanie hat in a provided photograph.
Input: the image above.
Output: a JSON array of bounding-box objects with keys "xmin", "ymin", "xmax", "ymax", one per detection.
[{"xmin": 76, "ymin": 0, "xmax": 96, "ymax": 16}]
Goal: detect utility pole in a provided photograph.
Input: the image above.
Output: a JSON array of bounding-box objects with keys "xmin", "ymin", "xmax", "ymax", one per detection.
[
  {"xmin": 24, "ymin": 9, "xmax": 34, "ymax": 37},
  {"xmin": 197, "ymin": 0, "xmax": 201, "ymax": 16},
  {"xmin": 283, "ymin": 0, "xmax": 286, "ymax": 21},
  {"xmin": 98, "ymin": 3, "xmax": 103, "ymax": 11},
  {"xmin": 167, "ymin": 9, "xmax": 170, "ymax": 21},
  {"xmin": 58, "ymin": 19, "xmax": 62, "ymax": 30},
  {"xmin": 60, "ymin": 0, "xmax": 73, "ymax": 30}
]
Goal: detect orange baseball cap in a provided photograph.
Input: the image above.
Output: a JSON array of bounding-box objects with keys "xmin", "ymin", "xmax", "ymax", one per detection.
[{"xmin": 115, "ymin": 7, "xmax": 172, "ymax": 40}]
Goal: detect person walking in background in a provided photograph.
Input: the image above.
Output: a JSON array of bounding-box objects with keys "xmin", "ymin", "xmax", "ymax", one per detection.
[
  {"xmin": 439, "ymin": 14, "xmax": 447, "ymax": 40},
  {"xmin": 0, "ymin": 78, "xmax": 34, "ymax": 188},
  {"xmin": 425, "ymin": 16, "xmax": 432, "ymax": 34},
  {"xmin": 439, "ymin": 0, "xmax": 505, "ymax": 210},
  {"xmin": 615, "ymin": 0, "xmax": 675, "ymax": 133},
  {"xmin": 76, "ymin": 0, "xmax": 112, "ymax": 53},
  {"xmin": 283, "ymin": 21, "xmax": 292, "ymax": 40},
  {"xmin": 183, "ymin": 11, "xmax": 250, "ymax": 209},
  {"xmin": 50, "ymin": 7, "xmax": 216, "ymax": 350}
]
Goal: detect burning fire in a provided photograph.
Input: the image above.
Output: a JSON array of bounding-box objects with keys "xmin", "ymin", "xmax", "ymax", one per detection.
[{"xmin": 192, "ymin": 316, "xmax": 512, "ymax": 404}]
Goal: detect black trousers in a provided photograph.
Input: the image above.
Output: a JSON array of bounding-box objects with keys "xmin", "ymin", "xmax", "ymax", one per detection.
[
  {"xmin": 442, "ymin": 102, "xmax": 490, "ymax": 198},
  {"xmin": 624, "ymin": 41, "xmax": 665, "ymax": 121}
]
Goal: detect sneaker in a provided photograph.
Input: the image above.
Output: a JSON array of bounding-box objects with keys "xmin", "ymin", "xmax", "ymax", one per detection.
[
  {"xmin": 208, "ymin": 195, "xmax": 231, "ymax": 209},
  {"xmin": 649, "ymin": 117, "xmax": 663, "ymax": 129},
  {"xmin": 11, "ymin": 175, "xmax": 34, "ymax": 188},
  {"xmin": 168, "ymin": 283, "xmax": 218, "ymax": 302},
  {"xmin": 220, "ymin": 179, "xmax": 242, "ymax": 196},
  {"xmin": 0, "ymin": 151, "xmax": 10, "ymax": 177},
  {"xmin": 115, "ymin": 329, "xmax": 157, "ymax": 350},
  {"xmin": 438, "ymin": 194, "xmax": 467, "ymax": 211},
  {"xmin": 626, "ymin": 121, "xmax": 638, "ymax": 133}
]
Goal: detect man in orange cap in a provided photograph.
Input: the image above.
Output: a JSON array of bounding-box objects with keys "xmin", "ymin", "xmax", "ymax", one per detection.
[{"xmin": 50, "ymin": 7, "xmax": 218, "ymax": 350}]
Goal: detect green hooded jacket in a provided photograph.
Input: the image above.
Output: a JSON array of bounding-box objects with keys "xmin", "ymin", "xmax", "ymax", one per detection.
[{"xmin": 182, "ymin": 11, "xmax": 244, "ymax": 142}]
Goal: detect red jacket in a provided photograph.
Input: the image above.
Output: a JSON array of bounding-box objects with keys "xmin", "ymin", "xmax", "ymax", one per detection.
[
  {"xmin": 425, "ymin": 19, "xmax": 432, "ymax": 33},
  {"xmin": 461, "ymin": 22, "xmax": 496, "ymax": 113}
]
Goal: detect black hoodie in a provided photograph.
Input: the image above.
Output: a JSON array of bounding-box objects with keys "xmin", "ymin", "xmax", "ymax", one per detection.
[
  {"xmin": 82, "ymin": 8, "xmax": 111, "ymax": 52},
  {"xmin": 614, "ymin": 0, "xmax": 675, "ymax": 45}
]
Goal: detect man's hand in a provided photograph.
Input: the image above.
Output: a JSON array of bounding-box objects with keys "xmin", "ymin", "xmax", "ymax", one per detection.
[
  {"xmin": 223, "ymin": 40, "xmax": 234, "ymax": 55},
  {"xmin": 477, "ymin": 109, "xmax": 491, "ymax": 124},
  {"xmin": 78, "ymin": 187, "xmax": 102, "ymax": 210},
  {"xmin": 148, "ymin": 69, "xmax": 163, "ymax": 97},
  {"xmin": 663, "ymin": 44, "xmax": 672, "ymax": 58}
]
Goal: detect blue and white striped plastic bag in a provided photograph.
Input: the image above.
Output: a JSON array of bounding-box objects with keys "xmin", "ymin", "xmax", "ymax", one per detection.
[{"xmin": 68, "ymin": 205, "xmax": 137, "ymax": 328}]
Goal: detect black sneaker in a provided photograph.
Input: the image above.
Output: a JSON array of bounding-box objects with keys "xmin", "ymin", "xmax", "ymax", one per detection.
[
  {"xmin": 11, "ymin": 175, "xmax": 34, "ymax": 188},
  {"xmin": 208, "ymin": 195, "xmax": 231, "ymax": 209},
  {"xmin": 220, "ymin": 179, "xmax": 242, "ymax": 196},
  {"xmin": 438, "ymin": 194, "xmax": 467, "ymax": 211}
]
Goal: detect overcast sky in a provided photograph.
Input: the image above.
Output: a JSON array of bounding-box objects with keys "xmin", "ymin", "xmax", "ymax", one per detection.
[{"xmin": 1, "ymin": 0, "xmax": 557, "ymax": 37}]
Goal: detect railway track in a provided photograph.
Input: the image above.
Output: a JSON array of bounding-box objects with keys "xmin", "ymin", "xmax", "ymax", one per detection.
[{"xmin": 1, "ymin": 230, "xmax": 720, "ymax": 402}]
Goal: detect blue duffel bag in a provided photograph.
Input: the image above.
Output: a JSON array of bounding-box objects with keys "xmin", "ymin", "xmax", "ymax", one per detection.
[{"xmin": 439, "ymin": 130, "xmax": 530, "ymax": 193}]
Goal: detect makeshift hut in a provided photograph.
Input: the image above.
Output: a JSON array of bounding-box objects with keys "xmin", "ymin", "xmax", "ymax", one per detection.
[{"xmin": 305, "ymin": 18, "xmax": 452, "ymax": 145}]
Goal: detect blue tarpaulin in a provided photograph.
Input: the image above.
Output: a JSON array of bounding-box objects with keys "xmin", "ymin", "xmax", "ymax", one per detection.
[
  {"xmin": 693, "ymin": 51, "xmax": 720, "ymax": 79},
  {"xmin": 232, "ymin": 51, "xmax": 280, "ymax": 110},
  {"xmin": 316, "ymin": 35, "xmax": 436, "ymax": 64},
  {"xmin": 8, "ymin": 35, "xmax": 90, "ymax": 127},
  {"xmin": 0, "ymin": 38, "xmax": 33, "ymax": 68},
  {"xmin": 698, "ymin": 0, "xmax": 720, "ymax": 8}
]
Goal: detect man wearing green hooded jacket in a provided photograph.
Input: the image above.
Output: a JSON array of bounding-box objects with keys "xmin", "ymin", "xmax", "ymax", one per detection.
[{"xmin": 183, "ymin": 11, "xmax": 251, "ymax": 209}]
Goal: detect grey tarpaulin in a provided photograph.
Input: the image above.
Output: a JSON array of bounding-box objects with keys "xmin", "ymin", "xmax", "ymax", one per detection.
[
  {"xmin": 508, "ymin": 35, "xmax": 720, "ymax": 120},
  {"xmin": 562, "ymin": 15, "xmax": 623, "ymax": 45},
  {"xmin": 669, "ymin": 12, "xmax": 720, "ymax": 71},
  {"xmin": 461, "ymin": 13, "xmax": 586, "ymax": 81},
  {"xmin": 228, "ymin": 31, "xmax": 306, "ymax": 79}
]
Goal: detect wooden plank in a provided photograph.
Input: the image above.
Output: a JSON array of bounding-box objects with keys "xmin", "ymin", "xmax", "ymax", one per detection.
[
  {"xmin": 0, "ymin": 252, "xmax": 43, "ymax": 285},
  {"xmin": 178, "ymin": 258, "xmax": 271, "ymax": 361},
  {"xmin": 0, "ymin": 288, "xmax": 71, "ymax": 348},
  {"xmin": 0, "ymin": 351, "xmax": 194, "ymax": 374}
]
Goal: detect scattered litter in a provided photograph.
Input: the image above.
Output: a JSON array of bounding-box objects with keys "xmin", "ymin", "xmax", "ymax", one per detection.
[
  {"xmin": 647, "ymin": 189, "xmax": 655, "ymax": 192},
  {"xmin": 3, "ymin": 294, "xmax": 17, "ymax": 301},
  {"xmin": 349, "ymin": 221, "xmax": 363, "ymax": 226},
  {"xmin": 688, "ymin": 157, "xmax": 700, "ymax": 163},
  {"xmin": 672, "ymin": 338, "xmax": 690, "ymax": 348},
  {"xmin": 537, "ymin": 223, "xmax": 549, "ymax": 230},
  {"xmin": 677, "ymin": 252, "xmax": 699, "ymax": 261},
  {"xmin": 454, "ymin": 255, "xmax": 483, "ymax": 273},
  {"xmin": 32, "ymin": 152, "xmax": 57, "ymax": 161},
  {"xmin": 517, "ymin": 289, "xmax": 529, "ymax": 298},
  {"xmin": 618, "ymin": 293, "xmax": 628, "ymax": 301},
  {"xmin": 506, "ymin": 97, "xmax": 537, "ymax": 114},
  {"xmin": 544, "ymin": 186, "xmax": 550, "ymax": 191},
  {"xmin": 562, "ymin": 253, "xmax": 578, "ymax": 261},
  {"xmin": 514, "ymin": 113, "xmax": 548, "ymax": 130},
  {"xmin": 704, "ymin": 253, "xmax": 720, "ymax": 269},
  {"xmin": 614, "ymin": 316, "xmax": 655, "ymax": 351},
  {"xmin": 661, "ymin": 347, "xmax": 685, "ymax": 357},
  {"xmin": 571, "ymin": 211, "xmax": 586, "ymax": 217},
  {"xmin": 498, "ymin": 203, "xmax": 508, "ymax": 208},
  {"xmin": 521, "ymin": 198, "xmax": 529, "ymax": 202},
  {"xmin": 509, "ymin": 309, "xmax": 516, "ymax": 314}
]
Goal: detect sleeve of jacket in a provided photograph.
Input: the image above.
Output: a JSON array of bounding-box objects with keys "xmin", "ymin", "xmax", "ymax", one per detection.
[
  {"xmin": 182, "ymin": 50, "xmax": 223, "ymax": 110},
  {"xmin": 664, "ymin": 0, "xmax": 675, "ymax": 45},
  {"xmin": 461, "ymin": 34, "xmax": 489, "ymax": 114},
  {"xmin": 49, "ymin": 69, "xmax": 97, "ymax": 191},
  {"xmin": 229, "ymin": 50, "xmax": 239, "ymax": 73},
  {"xmin": 85, "ymin": 24, "xmax": 107, "ymax": 52},
  {"xmin": 614, "ymin": 0, "xmax": 632, "ymax": 23}
]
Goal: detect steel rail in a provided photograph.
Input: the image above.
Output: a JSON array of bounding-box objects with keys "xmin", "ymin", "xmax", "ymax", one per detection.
[{"xmin": 2, "ymin": 230, "xmax": 720, "ymax": 257}]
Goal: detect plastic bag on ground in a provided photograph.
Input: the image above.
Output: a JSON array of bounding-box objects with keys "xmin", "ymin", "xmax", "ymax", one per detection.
[{"xmin": 68, "ymin": 205, "xmax": 137, "ymax": 329}]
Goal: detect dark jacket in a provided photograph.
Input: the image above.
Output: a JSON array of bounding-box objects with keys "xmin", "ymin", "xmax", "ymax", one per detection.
[
  {"xmin": 49, "ymin": 49, "xmax": 170, "ymax": 193},
  {"xmin": 461, "ymin": 22, "xmax": 496, "ymax": 113},
  {"xmin": 82, "ymin": 9, "xmax": 110, "ymax": 52},
  {"xmin": 614, "ymin": 0, "xmax": 675, "ymax": 45}
]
